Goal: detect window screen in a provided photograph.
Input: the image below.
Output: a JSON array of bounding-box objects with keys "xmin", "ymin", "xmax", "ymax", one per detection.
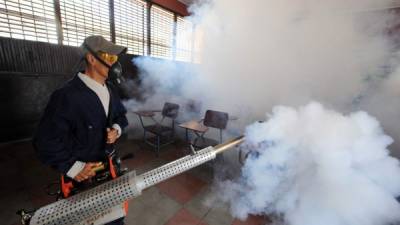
[
  {"xmin": 59, "ymin": 0, "xmax": 111, "ymax": 46},
  {"xmin": 0, "ymin": 0, "xmax": 57, "ymax": 43},
  {"xmin": 114, "ymin": 0, "xmax": 147, "ymax": 55},
  {"xmin": 175, "ymin": 16, "xmax": 193, "ymax": 62},
  {"xmin": 150, "ymin": 4, "xmax": 174, "ymax": 59}
]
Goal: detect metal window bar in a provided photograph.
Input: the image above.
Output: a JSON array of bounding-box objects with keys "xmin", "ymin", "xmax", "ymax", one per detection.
[{"xmin": 172, "ymin": 13, "xmax": 177, "ymax": 60}]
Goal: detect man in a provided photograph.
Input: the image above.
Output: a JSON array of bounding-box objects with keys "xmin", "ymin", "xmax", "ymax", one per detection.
[{"xmin": 33, "ymin": 35, "xmax": 128, "ymax": 225}]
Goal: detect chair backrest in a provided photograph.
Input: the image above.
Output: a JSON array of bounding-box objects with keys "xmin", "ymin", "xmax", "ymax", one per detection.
[
  {"xmin": 162, "ymin": 102, "xmax": 180, "ymax": 119},
  {"xmin": 203, "ymin": 110, "xmax": 229, "ymax": 129}
]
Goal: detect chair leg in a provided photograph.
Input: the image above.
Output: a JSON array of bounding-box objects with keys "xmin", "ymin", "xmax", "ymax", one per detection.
[{"xmin": 156, "ymin": 136, "xmax": 160, "ymax": 157}]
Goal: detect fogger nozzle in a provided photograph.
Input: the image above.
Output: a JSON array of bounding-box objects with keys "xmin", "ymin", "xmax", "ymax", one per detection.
[
  {"xmin": 214, "ymin": 135, "xmax": 245, "ymax": 154},
  {"xmin": 27, "ymin": 136, "xmax": 245, "ymax": 225}
]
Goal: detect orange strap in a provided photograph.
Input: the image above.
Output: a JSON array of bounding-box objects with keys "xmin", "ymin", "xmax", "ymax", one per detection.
[
  {"xmin": 123, "ymin": 201, "xmax": 129, "ymax": 214},
  {"xmin": 61, "ymin": 175, "xmax": 74, "ymax": 198},
  {"xmin": 108, "ymin": 157, "xmax": 117, "ymax": 179},
  {"xmin": 108, "ymin": 156, "xmax": 129, "ymax": 214}
]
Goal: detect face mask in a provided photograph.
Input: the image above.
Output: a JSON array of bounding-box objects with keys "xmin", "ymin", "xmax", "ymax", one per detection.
[
  {"xmin": 83, "ymin": 43, "xmax": 125, "ymax": 84},
  {"xmin": 107, "ymin": 62, "xmax": 124, "ymax": 84}
]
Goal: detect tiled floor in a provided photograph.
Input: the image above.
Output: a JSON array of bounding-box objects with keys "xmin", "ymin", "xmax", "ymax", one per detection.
[{"xmin": 0, "ymin": 137, "xmax": 271, "ymax": 225}]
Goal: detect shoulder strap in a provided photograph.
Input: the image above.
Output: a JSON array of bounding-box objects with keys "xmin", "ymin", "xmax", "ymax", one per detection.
[{"xmin": 105, "ymin": 82, "xmax": 116, "ymax": 155}]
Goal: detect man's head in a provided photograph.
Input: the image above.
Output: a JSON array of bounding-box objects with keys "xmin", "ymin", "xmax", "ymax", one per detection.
[{"xmin": 81, "ymin": 36, "xmax": 127, "ymax": 82}]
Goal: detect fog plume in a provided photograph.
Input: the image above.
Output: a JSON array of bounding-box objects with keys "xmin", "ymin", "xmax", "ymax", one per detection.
[
  {"xmin": 126, "ymin": 1, "xmax": 400, "ymax": 223},
  {"xmin": 128, "ymin": 0, "xmax": 400, "ymax": 155},
  {"xmin": 220, "ymin": 102, "xmax": 400, "ymax": 225}
]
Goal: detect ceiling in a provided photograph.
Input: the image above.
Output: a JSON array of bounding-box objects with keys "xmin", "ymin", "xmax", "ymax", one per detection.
[
  {"xmin": 177, "ymin": 0, "xmax": 195, "ymax": 6},
  {"xmin": 176, "ymin": 0, "xmax": 400, "ymax": 9}
]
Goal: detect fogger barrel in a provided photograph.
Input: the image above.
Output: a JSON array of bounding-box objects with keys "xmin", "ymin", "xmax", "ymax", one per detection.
[{"xmin": 29, "ymin": 136, "xmax": 244, "ymax": 225}]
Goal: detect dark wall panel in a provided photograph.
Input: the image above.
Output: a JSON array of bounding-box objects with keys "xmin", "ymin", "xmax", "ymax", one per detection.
[
  {"xmin": 0, "ymin": 74, "xmax": 70, "ymax": 142},
  {"xmin": 0, "ymin": 37, "xmax": 81, "ymax": 73},
  {"xmin": 0, "ymin": 37, "xmax": 141, "ymax": 143},
  {"xmin": 0, "ymin": 37, "xmax": 81, "ymax": 142}
]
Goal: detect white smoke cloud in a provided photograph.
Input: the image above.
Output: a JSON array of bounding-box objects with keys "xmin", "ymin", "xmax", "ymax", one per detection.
[
  {"xmin": 188, "ymin": 0, "xmax": 399, "ymax": 113},
  {"xmin": 357, "ymin": 54, "xmax": 400, "ymax": 157},
  {"xmin": 125, "ymin": 1, "xmax": 400, "ymax": 223},
  {"xmin": 129, "ymin": 0, "xmax": 400, "ymax": 154},
  {"xmin": 126, "ymin": 57, "xmax": 202, "ymax": 109},
  {"xmin": 219, "ymin": 102, "xmax": 400, "ymax": 225},
  {"xmin": 123, "ymin": 57, "xmax": 206, "ymax": 137}
]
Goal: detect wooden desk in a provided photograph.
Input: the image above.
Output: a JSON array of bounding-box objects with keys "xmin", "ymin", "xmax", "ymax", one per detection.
[
  {"xmin": 179, "ymin": 120, "xmax": 208, "ymax": 144},
  {"xmin": 179, "ymin": 120, "xmax": 208, "ymax": 132},
  {"xmin": 134, "ymin": 110, "xmax": 157, "ymax": 117}
]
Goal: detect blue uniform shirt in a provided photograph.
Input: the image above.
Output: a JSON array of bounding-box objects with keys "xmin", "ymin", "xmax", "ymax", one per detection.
[{"xmin": 33, "ymin": 74, "xmax": 128, "ymax": 174}]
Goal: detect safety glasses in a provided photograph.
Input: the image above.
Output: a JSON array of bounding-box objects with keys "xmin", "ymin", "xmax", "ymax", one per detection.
[{"xmin": 97, "ymin": 51, "xmax": 118, "ymax": 64}]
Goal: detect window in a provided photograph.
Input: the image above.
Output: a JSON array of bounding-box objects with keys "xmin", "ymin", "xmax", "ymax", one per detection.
[
  {"xmin": 0, "ymin": 0, "xmax": 57, "ymax": 43},
  {"xmin": 192, "ymin": 26, "xmax": 203, "ymax": 63},
  {"xmin": 114, "ymin": 0, "xmax": 147, "ymax": 55},
  {"xmin": 59, "ymin": 0, "xmax": 110, "ymax": 46},
  {"xmin": 150, "ymin": 4, "xmax": 174, "ymax": 59},
  {"xmin": 0, "ymin": 0, "xmax": 197, "ymax": 62},
  {"xmin": 175, "ymin": 16, "xmax": 193, "ymax": 62}
]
